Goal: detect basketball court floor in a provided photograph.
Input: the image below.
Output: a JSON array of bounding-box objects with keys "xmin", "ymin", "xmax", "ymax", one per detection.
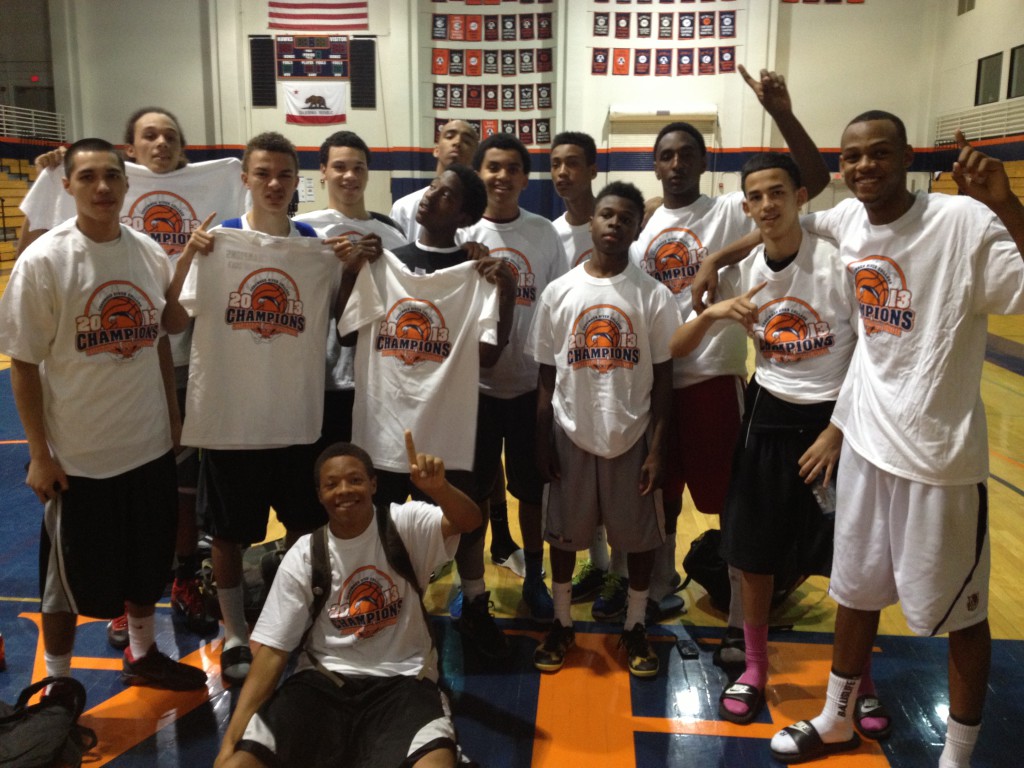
[{"xmin": 1, "ymin": 265, "xmax": 1023, "ymax": 767}]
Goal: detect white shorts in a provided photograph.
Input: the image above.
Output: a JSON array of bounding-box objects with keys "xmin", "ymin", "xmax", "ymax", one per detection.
[{"xmin": 829, "ymin": 446, "xmax": 990, "ymax": 637}]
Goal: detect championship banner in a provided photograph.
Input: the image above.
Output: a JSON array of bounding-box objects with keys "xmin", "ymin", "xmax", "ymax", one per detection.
[
  {"xmin": 467, "ymin": 84, "xmax": 482, "ymax": 108},
  {"xmin": 501, "ymin": 15, "xmax": 517, "ymax": 41},
  {"xmin": 484, "ymin": 50, "xmax": 499, "ymax": 74},
  {"xmin": 699, "ymin": 12, "xmax": 714, "ymax": 37},
  {"xmin": 449, "ymin": 84, "xmax": 464, "ymax": 109},
  {"xmin": 679, "ymin": 12, "xmax": 694, "ymax": 39},
  {"xmin": 719, "ymin": 46, "xmax": 736, "ymax": 73},
  {"xmin": 520, "ymin": 48, "xmax": 536, "ymax": 73},
  {"xmin": 431, "ymin": 48, "xmax": 450, "ymax": 75},
  {"xmin": 658, "ymin": 13, "xmax": 674, "ymax": 38},
  {"xmin": 502, "ymin": 84, "xmax": 516, "ymax": 110},
  {"xmin": 432, "ymin": 14, "xmax": 448, "ymax": 40},
  {"xmin": 432, "ymin": 84, "xmax": 448, "ymax": 110},
  {"xmin": 467, "ymin": 15, "xmax": 482, "ymax": 41},
  {"xmin": 612, "ymin": 48, "xmax": 630, "ymax": 75},
  {"xmin": 501, "ymin": 50, "xmax": 517, "ymax": 75},
  {"xmin": 719, "ymin": 11, "xmax": 736, "ymax": 37},
  {"xmin": 518, "ymin": 120, "xmax": 534, "ymax": 145},
  {"xmin": 634, "ymin": 49, "xmax": 651, "ymax": 76},
  {"xmin": 538, "ymin": 13, "xmax": 552, "ymax": 39},
  {"xmin": 593, "ymin": 47, "xmax": 609, "ymax": 75},
  {"xmin": 466, "ymin": 50, "xmax": 482, "ymax": 76},
  {"xmin": 519, "ymin": 83, "xmax": 535, "ymax": 110},
  {"xmin": 450, "ymin": 14, "xmax": 466, "ymax": 40},
  {"xmin": 449, "ymin": 49, "xmax": 464, "ymax": 75},
  {"xmin": 655, "ymin": 49, "xmax": 672, "ymax": 75},
  {"xmin": 537, "ymin": 82, "xmax": 552, "ymax": 109},
  {"xmin": 537, "ymin": 48, "xmax": 553, "ymax": 72},
  {"xmin": 502, "ymin": 120, "xmax": 516, "ymax": 136},
  {"xmin": 467, "ymin": 120, "xmax": 481, "ymax": 139},
  {"xmin": 536, "ymin": 118, "xmax": 551, "ymax": 145},
  {"xmin": 615, "ymin": 13, "xmax": 631, "ymax": 39},
  {"xmin": 485, "ymin": 16, "xmax": 499, "ymax": 40},
  {"xmin": 595, "ymin": 12, "xmax": 610, "ymax": 36},
  {"xmin": 677, "ymin": 48, "xmax": 694, "ymax": 75},
  {"xmin": 284, "ymin": 81, "xmax": 347, "ymax": 124},
  {"xmin": 520, "ymin": 14, "xmax": 535, "ymax": 40},
  {"xmin": 637, "ymin": 13, "xmax": 652, "ymax": 37},
  {"xmin": 698, "ymin": 47, "xmax": 716, "ymax": 75},
  {"xmin": 481, "ymin": 119, "xmax": 499, "ymax": 138},
  {"xmin": 484, "ymin": 84, "xmax": 499, "ymax": 110},
  {"xmin": 268, "ymin": 1, "xmax": 369, "ymax": 32}
]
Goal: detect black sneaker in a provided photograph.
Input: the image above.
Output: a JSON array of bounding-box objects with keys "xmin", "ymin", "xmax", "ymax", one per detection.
[
  {"xmin": 533, "ymin": 620, "xmax": 575, "ymax": 673},
  {"xmin": 619, "ymin": 623, "xmax": 659, "ymax": 678},
  {"xmin": 456, "ymin": 591, "xmax": 511, "ymax": 659},
  {"xmin": 121, "ymin": 646, "xmax": 207, "ymax": 691}
]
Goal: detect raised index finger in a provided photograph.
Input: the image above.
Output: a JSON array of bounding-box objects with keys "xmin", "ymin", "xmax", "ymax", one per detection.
[
  {"xmin": 745, "ymin": 281, "xmax": 768, "ymax": 299},
  {"xmin": 954, "ymin": 129, "xmax": 970, "ymax": 150},
  {"xmin": 198, "ymin": 211, "xmax": 217, "ymax": 232},
  {"xmin": 737, "ymin": 63, "xmax": 755, "ymax": 87},
  {"xmin": 404, "ymin": 430, "xmax": 418, "ymax": 466}
]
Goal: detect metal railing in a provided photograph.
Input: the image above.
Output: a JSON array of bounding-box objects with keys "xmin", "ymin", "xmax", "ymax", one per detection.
[
  {"xmin": 934, "ymin": 99, "xmax": 1024, "ymax": 145},
  {"xmin": 0, "ymin": 104, "xmax": 66, "ymax": 142}
]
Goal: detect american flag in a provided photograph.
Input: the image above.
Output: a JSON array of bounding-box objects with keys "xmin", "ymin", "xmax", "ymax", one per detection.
[{"xmin": 268, "ymin": 1, "xmax": 369, "ymax": 32}]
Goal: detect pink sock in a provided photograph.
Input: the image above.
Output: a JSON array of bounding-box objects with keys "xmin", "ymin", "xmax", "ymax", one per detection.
[
  {"xmin": 857, "ymin": 658, "xmax": 889, "ymax": 734},
  {"xmin": 722, "ymin": 623, "xmax": 768, "ymax": 717}
]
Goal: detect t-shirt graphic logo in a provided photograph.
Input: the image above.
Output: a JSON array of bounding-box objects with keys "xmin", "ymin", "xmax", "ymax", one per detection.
[
  {"xmin": 567, "ymin": 305, "xmax": 640, "ymax": 374},
  {"xmin": 124, "ymin": 190, "xmax": 201, "ymax": 257},
  {"xmin": 75, "ymin": 280, "xmax": 160, "ymax": 360},
  {"xmin": 225, "ymin": 268, "xmax": 306, "ymax": 341},
  {"xmin": 756, "ymin": 297, "xmax": 835, "ymax": 362},
  {"xmin": 330, "ymin": 566, "xmax": 402, "ymax": 638},
  {"xmin": 848, "ymin": 256, "xmax": 915, "ymax": 337},
  {"xmin": 376, "ymin": 298, "xmax": 452, "ymax": 366},
  {"xmin": 643, "ymin": 228, "xmax": 708, "ymax": 294},
  {"xmin": 490, "ymin": 247, "xmax": 536, "ymax": 306}
]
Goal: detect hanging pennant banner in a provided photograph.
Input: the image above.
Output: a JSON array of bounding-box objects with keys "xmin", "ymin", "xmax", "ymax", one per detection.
[
  {"xmin": 449, "ymin": 83, "xmax": 464, "ymax": 108},
  {"xmin": 699, "ymin": 12, "xmax": 714, "ymax": 37},
  {"xmin": 432, "ymin": 15, "xmax": 448, "ymax": 40},
  {"xmin": 467, "ymin": 15, "xmax": 483, "ymax": 41},
  {"xmin": 518, "ymin": 119, "xmax": 534, "ymax": 145},
  {"xmin": 658, "ymin": 13, "xmax": 674, "ymax": 39},
  {"xmin": 612, "ymin": 48, "xmax": 630, "ymax": 75},
  {"xmin": 519, "ymin": 83, "xmax": 535, "ymax": 110},
  {"xmin": 501, "ymin": 84, "xmax": 516, "ymax": 110},
  {"xmin": 615, "ymin": 13, "xmax": 631, "ymax": 39},
  {"xmin": 592, "ymin": 47, "xmax": 609, "ymax": 75},
  {"xmin": 677, "ymin": 48, "xmax": 694, "ymax": 75},
  {"xmin": 432, "ymin": 84, "xmax": 448, "ymax": 109},
  {"xmin": 537, "ymin": 82, "xmax": 552, "ymax": 108},
  {"xmin": 634, "ymin": 49, "xmax": 651, "ymax": 75},
  {"xmin": 595, "ymin": 12, "xmax": 610, "ymax": 36},
  {"xmin": 637, "ymin": 13, "xmax": 652, "ymax": 37},
  {"xmin": 485, "ymin": 16, "xmax": 499, "ymax": 40},
  {"xmin": 485, "ymin": 84, "xmax": 499, "ymax": 110},
  {"xmin": 719, "ymin": 11, "xmax": 736, "ymax": 37},
  {"xmin": 466, "ymin": 49, "xmax": 482, "ymax": 76},
  {"xmin": 481, "ymin": 119, "xmax": 499, "ymax": 138},
  {"xmin": 537, "ymin": 48, "xmax": 553, "ymax": 72},
  {"xmin": 501, "ymin": 15, "xmax": 517, "ymax": 41},
  {"xmin": 467, "ymin": 84, "xmax": 482, "ymax": 108},
  {"xmin": 502, "ymin": 120, "xmax": 517, "ymax": 136},
  {"xmin": 719, "ymin": 45, "xmax": 736, "ymax": 73},
  {"xmin": 501, "ymin": 50, "xmax": 517, "ymax": 75},
  {"xmin": 520, "ymin": 48, "xmax": 536, "ymax": 73},
  {"xmin": 537, "ymin": 13, "xmax": 552, "ymax": 39},
  {"xmin": 484, "ymin": 50, "xmax": 499, "ymax": 74},
  {"xmin": 655, "ymin": 48, "xmax": 673, "ymax": 75},
  {"xmin": 520, "ymin": 14, "xmax": 535, "ymax": 39},
  {"xmin": 679, "ymin": 13, "xmax": 694, "ymax": 39},
  {"xmin": 448, "ymin": 49, "xmax": 464, "ymax": 75},
  {"xmin": 536, "ymin": 118, "xmax": 551, "ymax": 145},
  {"xmin": 431, "ymin": 49, "xmax": 450, "ymax": 75},
  {"xmin": 698, "ymin": 47, "xmax": 716, "ymax": 75},
  {"xmin": 450, "ymin": 15, "xmax": 466, "ymax": 40}
]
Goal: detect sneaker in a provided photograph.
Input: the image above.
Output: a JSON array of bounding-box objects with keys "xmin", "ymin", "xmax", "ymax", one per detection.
[
  {"xmin": 522, "ymin": 577, "xmax": 554, "ymax": 624},
  {"xmin": 591, "ymin": 574, "xmax": 628, "ymax": 622},
  {"xmin": 645, "ymin": 594, "xmax": 686, "ymax": 625},
  {"xmin": 448, "ymin": 586, "xmax": 463, "ymax": 619},
  {"xmin": 619, "ymin": 623, "xmax": 659, "ymax": 678},
  {"xmin": 533, "ymin": 620, "xmax": 575, "ymax": 672},
  {"xmin": 121, "ymin": 645, "xmax": 207, "ymax": 691},
  {"xmin": 172, "ymin": 576, "xmax": 219, "ymax": 635},
  {"xmin": 570, "ymin": 559, "xmax": 607, "ymax": 603},
  {"xmin": 220, "ymin": 644, "xmax": 253, "ymax": 687},
  {"xmin": 456, "ymin": 591, "xmax": 511, "ymax": 659},
  {"xmin": 106, "ymin": 613, "xmax": 129, "ymax": 650},
  {"xmin": 491, "ymin": 547, "xmax": 526, "ymax": 578}
]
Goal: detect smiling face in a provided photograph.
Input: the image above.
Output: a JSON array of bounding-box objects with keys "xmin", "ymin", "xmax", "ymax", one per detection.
[
  {"xmin": 654, "ymin": 130, "xmax": 706, "ymax": 207},
  {"xmin": 478, "ymin": 147, "xmax": 528, "ymax": 217},
  {"xmin": 63, "ymin": 149, "xmax": 128, "ymax": 239},
  {"xmin": 124, "ymin": 111, "xmax": 185, "ymax": 174},
  {"xmin": 318, "ymin": 454, "xmax": 377, "ymax": 537},
  {"xmin": 322, "ymin": 145, "xmax": 368, "ymax": 210},
  {"xmin": 741, "ymin": 167, "xmax": 806, "ymax": 241},
  {"xmin": 839, "ymin": 119, "xmax": 914, "ymax": 222},
  {"xmin": 550, "ymin": 143, "xmax": 597, "ymax": 203},
  {"xmin": 434, "ymin": 120, "xmax": 479, "ymax": 170},
  {"xmin": 590, "ymin": 194, "xmax": 641, "ymax": 258},
  {"xmin": 243, "ymin": 150, "xmax": 299, "ymax": 217}
]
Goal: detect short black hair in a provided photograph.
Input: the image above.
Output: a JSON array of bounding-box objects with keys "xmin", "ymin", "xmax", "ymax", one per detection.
[
  {"xmin": 552, "ymin": 131, "xmax": 597, "ymax": 166},
  {"xmin": 64, "ymin": 138, "xmax": 125, "ymax": 177},
  {"xmin": 319, "ymin": 130, "xmax": 371, "ymax": 167},
  {"xmin": 472, "ymin": 133, "xmax": 531, "ymax": 175},
  {"xmin": 243, "ymin": 131, "xmax": 299, "ymax": 173},
  {"xmin": 314, "ymin": 442, "xmax": 376, "ymax": 484},
  {"xmin": 846, "ymin": 110, "xmax": 908, "ymax": 146},
  {"xmin": 124, "ymin": 106, "xmax": 186, "ymax": 148},
  {"xmin": 444, "ymin": 163, "xmax": 488, "ymax": 226},
  {"xmin": 740, "ymin": 152, "xmax": 802, "ymax": 193},
  {"xmin": 653, "ymin": 122, "xmax": 706, "ymax": 158},
  {"xmin": 594, "ymin": 181, "xmax": 645, "ymax": 220}
]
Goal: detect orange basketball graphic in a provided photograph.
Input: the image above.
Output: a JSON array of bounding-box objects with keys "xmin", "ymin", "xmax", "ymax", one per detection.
[
  {"xmin": 348, "ymin": 581, "xmax": 384, "ymax": 616},
  {"xmin": 856, "ymin": 268, "xmax": 889, "ymax": 307},
  {"xmin": 764, "ymin": 312, "xmax": 807, "ymax": 343},
  {"xmin": 655, "ymin": 241, "xmax": 692, "ymax": 271},
  {"xmin": 142, "ymin": 203, "xmax": 183, "ymax": 235},
  {"xmin": 101, "ymin": 296, "xmax": 142, "ymax": 330},
  {"xmin": 251, "ymin": 282, "xmax": 288, "ymax": 314},
  {"xmin": 396, "ymin": 311, "xmax": 433, "ymax": 341},
  {"xmin": 586, "ymin": 318, "xmax": 620, "ymax": 349}
]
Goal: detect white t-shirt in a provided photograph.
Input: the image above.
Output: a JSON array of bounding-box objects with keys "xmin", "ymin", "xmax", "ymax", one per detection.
[
  {"xmin": 553, "ymin": 213, "xmax": 594, "ymax": 269},
  {"xmin": 738, "ymin": 231, "xmax": 858, "ymax": 404},
  {"xmin": 459, "ymin": 210, "xmax": 569, "ymax": 398},
  {"xmin": 631, "ymin": 192, "xmax": 753, "ymax": 388},
  {"xmin": 527, "ymin": 261, "xmax": 681, "ymax": 458},
  {"xmin": 389, "ymin": 187, "xmax": 425, "ymax": 244},
  {"xmin": 294, "ymin": 208, "xmax": 408, "ymax": 391},
  {"xmin": 251, "ymin": 502, "xmax": 459, "ymax": 681},
  {"xmin": 21, "ymin": 159, "xmax": 247, "ymax": 367},
  {"xmin": 338, "ymin": 250, "xmax": 499, "ymax": 471},
  {"xmin": 804, "ymin": 192, "xmax": 1024, "ymax": 485},
  {"xmin": 179, "ymin": 226, "xmax": 341, "ymax": 449},
  {"xmin": 0, "ymin": 220, "xmax": 172, "ymax": 478}
]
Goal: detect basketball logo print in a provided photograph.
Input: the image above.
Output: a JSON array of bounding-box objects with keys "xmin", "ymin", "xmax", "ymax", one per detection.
[
  {"xmin": 330, "ymin": 566, "xmax": 402, "ymax": 638},
  {"xmin": 75, "ymin": 281, "xmax": 160, "ymax": 361},
  {"xmin": 225, "ymin": 268, "xmax": 306, "ymax": 341},
  {"xmin": 124, "ymin": 191, "xmax": 201, "ymax": 256},
  {"xmin": 376, "ymin": 298, "xmax": 452, "ymax": 366},
  {"xmin": 567, "ymin": 305, "xmax": 640, "ymax": 374},
  {"xmin": 847, "ymin": 256, "xmax": 915, "ymax": 337},
  {"xmin": 756, "ymin": 297, "xmax": 834, "ymax": 363},
  {"xmin": 491, "ymin": 248, "xmax": 537, "ymax": 306},
  {"xmin": 643, "ymin": 228, "xmax": 708, "ymax": 294}
]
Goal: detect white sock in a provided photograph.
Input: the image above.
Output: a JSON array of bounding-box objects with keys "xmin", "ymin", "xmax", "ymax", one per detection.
[
  {"xmin": 218, "ymin": 585, "xmax": 249, "ymax": 650},
  {"xmin": 127, "ymin": 613, "xmax": 155, "ymax": 660},
  {"xmin": 44, "ymin": 650, "xmax": 72, "ymax": 678},
  {"xmin": 589, "ymin": 527, "xmax": 610, "ymax": 571},
  {"xmin": 552, "ymin": 581, "xmax": 572, "ymax": 626},
  {"xmin": 461, "ymin": 577, "xmax": 486, "ymax": 603},
  {"xmin": 727, "ymin": 565, "xmax": 744, "ymax": 628},
  {"xmin": 624, "ymin": 587, "xmax": 649, "ymax": 630},
  {"xmin": 770, "ymin": 672, "xmax": 858, "ymax": 756},
  {"xmin": 609, "ymin": 547, "xmax": 628, "ymax": 577},
  {"xmin": 938, "ymin": 716, "xmax": 980, "ymax": 768}
]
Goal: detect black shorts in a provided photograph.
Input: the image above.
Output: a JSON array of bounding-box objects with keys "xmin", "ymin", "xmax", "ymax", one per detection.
[
  {"xmin": 473, "ymin": 391, "xmax": 544, "ymax": 505},
  {"xmin": 199, "ymin": 445, "xmax": 325, "ymax": 545},
  {"xmin": 41, "ymin": 451, "xmax": 177, "ymax": 618},
  {"xmin": 720, "ymin": 378, "xmax": 835, "ymax": 577},
  {"xmin": 236, "ymin": 670, "xmax": 456, "ymax": 768}
]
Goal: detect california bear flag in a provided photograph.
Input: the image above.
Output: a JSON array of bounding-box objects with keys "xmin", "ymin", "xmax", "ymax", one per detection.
[{"xmin": 284, "ymin": 82, "xmax": 347, "ymax": 125}]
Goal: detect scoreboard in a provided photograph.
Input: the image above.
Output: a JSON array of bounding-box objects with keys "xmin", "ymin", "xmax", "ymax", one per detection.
[{"xmin": 276, "ymin": 35, "xmax": 350, "ymax": 78}]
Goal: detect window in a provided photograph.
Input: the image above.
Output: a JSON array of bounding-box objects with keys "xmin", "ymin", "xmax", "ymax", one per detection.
[
  {"xmin": 1010, "ymin": 44, "xmax": 1024, "ymax": 100},
  {"xmin": 975, "ymin": 52, "xmax": 1003, "ymax": 106},
  {"xmin": 957, "ymin": 0, "xmax": 975, "ymax": 15}
]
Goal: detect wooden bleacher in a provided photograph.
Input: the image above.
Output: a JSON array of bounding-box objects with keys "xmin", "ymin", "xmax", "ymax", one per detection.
[
  {"xmin": 0, "ymin": 157, "xmax": 31, "ymax": 267},
  {"xmin": 932, "ymin": 159, "xmax": 1024, "ymax": 205}
]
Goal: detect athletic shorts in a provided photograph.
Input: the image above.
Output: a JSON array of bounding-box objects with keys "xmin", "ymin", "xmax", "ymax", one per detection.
[
  {"xmin": 544, "ymin": 425, "xmax": 665, "ymax": 554},
  {"xmin": 319, "ymin": 388, "xmax": 355, "ymax": 449},
  {"xmin": 721, "ymin": 380, "xmax": 835, "ymax": 576},
  {"xmin": 373, "ymin": 469, "xmax": 481, "ymax": 515},
  {"xmin": 829, "ymin": 446, "xmax": 990, "ymax": 637},
  {"xmin": 662, "ymin": 375, "xmax": 744, "ymax": 514},
  {"xmin": 236, "ymin": 670, "xmax": 456, "ymax": 768},
  {"xmin": 473, "ymin": 391, "xmax": 544, "ymax": 505},
  {"xmin": 40, "ymin": 451, "xmax": 177, "ymax": 618},
  {"xmin": 200, "ymin": 445, "xmax": 325, "ymax": 545}
]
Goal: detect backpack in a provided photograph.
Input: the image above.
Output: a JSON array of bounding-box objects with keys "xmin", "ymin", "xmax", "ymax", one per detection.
[{"xmin": 0, "ymin": 677, "xmax": 97, "ymax": 768}]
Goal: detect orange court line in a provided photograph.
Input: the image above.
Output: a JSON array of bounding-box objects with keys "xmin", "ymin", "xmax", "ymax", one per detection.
[{"xmin": 0, "ymin": 439, "xmax": 28, "ymax": 444}]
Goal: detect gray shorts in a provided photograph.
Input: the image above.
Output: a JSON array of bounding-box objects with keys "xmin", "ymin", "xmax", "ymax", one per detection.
[{"xmin": 544, "ymin": 425, "xmax": 665, "ymax": 554}]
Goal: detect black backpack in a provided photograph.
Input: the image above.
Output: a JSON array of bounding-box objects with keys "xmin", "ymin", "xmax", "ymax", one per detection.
[{"xmin": 0, "ymin": 677, "xmax": 97, "ymax": 767}]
